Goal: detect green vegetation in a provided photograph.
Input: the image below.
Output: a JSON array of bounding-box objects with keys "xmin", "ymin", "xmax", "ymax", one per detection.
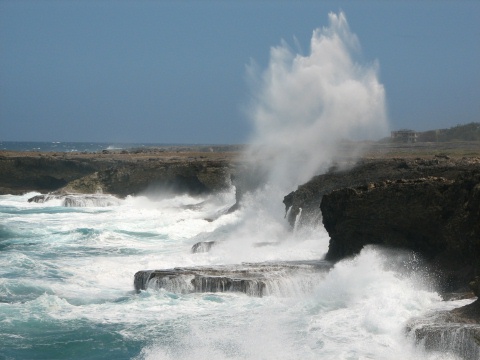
[{"xmin": 417, "ymin": 122, "xmax": 480, "ymax": 142}]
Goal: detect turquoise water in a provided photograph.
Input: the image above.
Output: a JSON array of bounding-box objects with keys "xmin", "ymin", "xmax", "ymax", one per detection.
[
  {"xmin": 0, "ymin": 191, "xmax": 466, "ymax": 359},
  {"xmin": 0, "ymin": 141, "xmax": 207, "ymax": 153}
]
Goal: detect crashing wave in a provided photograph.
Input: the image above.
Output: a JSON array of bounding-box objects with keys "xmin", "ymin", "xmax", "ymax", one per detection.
[{"xmin": 28, "ymin": 194, "xmax": 121, "ymax": 207}]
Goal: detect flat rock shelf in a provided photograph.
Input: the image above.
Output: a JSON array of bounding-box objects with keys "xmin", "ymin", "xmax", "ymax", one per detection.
[{"xmin": 134, "ymin": 260, "xmax": 332, "ymax": 297}]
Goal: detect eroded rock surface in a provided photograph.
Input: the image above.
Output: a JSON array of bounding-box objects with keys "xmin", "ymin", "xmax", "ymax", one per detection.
[
  {"xmin": 60, "ymin": 161, "xmax": 232, "ymax": 197},
  {"xmin": 0, "ymin": 148, "xmax": 238, "ymax": 197},
  {"xmin": 28, "ymin": 193, "xmax": 121, "ymax": 207},
  {"xmin": 284, "ymin": 157, "xmax": 480, "ymax": 228},
  {"xmin": 407, "ymin": 278, "xmax": 480, "ymax": 359},
  {"xmin": 0, "ymin": 154, "xmax": 109, "ymax": 194},
  {"xmin": 134, "ymin": 260, "xmax": 332, "ymax": 297},
  {"xmin": 406, "ymin": 309, "xmax": 480, "ymax": 359},
  {"xmin": 320, "ymin": 172, "xmax": 480, "ymax": 291}
]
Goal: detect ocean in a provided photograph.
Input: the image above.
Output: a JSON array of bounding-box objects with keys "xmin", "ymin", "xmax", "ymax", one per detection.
[
  {"xmin": 0, "ymin": 141, "xmax": 194, "ymax": 153},
  {"xmin": 0, "ymin": 189, "xmax": 471, "ymax": 359},
  {"xmin": 1, "ymin": 12, "xmax": 474, "ymax": 359}
]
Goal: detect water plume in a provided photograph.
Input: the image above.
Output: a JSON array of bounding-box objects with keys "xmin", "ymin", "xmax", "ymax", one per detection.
[{"xmin": 245, "ymin": 11, "xmax": 389, "ymax": 191}]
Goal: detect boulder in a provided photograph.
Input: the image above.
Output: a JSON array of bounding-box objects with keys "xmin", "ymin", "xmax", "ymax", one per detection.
[{"xmin": 191, "ymin": 241, "xmax": 216, "ymax": 253}]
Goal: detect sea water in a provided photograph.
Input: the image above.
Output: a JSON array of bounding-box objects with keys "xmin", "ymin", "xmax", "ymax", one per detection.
[
  {"xmin": 0, "ymin": 190, "xmax": 469, "ymax": 360},
  {"xmin": 1, "ymin": 11, "xmax": 472, "ymax": 359},
  {"xmin": 0, "ymin": 141, "xmax": 188, "ymax": 153}
]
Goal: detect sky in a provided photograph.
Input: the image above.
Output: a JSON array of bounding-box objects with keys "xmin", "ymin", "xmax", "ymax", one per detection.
[{"xmin": 1, "ymin": 0, "xmax": 479, "ymax": 144}]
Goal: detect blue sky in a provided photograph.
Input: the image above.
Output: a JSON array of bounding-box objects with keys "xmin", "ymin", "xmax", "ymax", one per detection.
[{"xmin": 1, "ymin": 1, "xmax": 479, "ymax": 144}]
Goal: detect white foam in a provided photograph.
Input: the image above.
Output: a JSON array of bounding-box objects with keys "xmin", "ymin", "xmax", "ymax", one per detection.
[
  {"xmin": 0, "ymin": 12, "xmax": 464, "ymax": 359},
  {"xmin": 245, "ymin": 11, "xmax": 389, "ymax": 191},
  {"xmin": 0, "ymin": 190, "xmax": 464, "ymax": 360}
]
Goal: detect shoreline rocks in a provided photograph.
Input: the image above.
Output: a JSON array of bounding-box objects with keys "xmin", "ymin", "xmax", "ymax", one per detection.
[
  {"xmin": 283, "ymin": 156, "xmax": 480, "ymax": 291},
  {"xmin": 282, "ymin": 153, "xmax": 480, "ymax": 355},
  {"xmin": 406, "ymin": 308, "xmax": 480, "ymax": 359},
  {"xmin": 320, "ymin": 172, "xmax": 480, "ymax": 293},
  {"xmin": 406, "ymin": 278, "xmax": 480, "ymax": 358},
  {"xmin": 284, "ymin": 156, "xmax": 480, "ymax": 228},
  {"xmin": 134, "ymin": 260, "xmax": 332, "ymax": 297},
  {"xmin": 27, "ymin": 193, "xmax": 122, "ymax": 207},
  {"xmin": 0, "ymin": 149, "xmax": 239, "ymax": 197},
  {"xmin": 300, "ymin": 157, "xmax": 480, "ymax": 357}
]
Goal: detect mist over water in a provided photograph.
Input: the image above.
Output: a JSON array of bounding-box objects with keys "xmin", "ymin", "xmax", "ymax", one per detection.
[
  {"xmin": 246, "ymin": 11, "xmax": 388, "ymax": 190},
  {"xmin": 216, "ymin": 11, "xmax": 389, "ymax": 255}
]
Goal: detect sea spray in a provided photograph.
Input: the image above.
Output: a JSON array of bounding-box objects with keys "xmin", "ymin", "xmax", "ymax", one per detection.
[
  {"xmin": 245, "ymin": 11, "xmax": 389, "ymax": 192},
  {"xmin": 293, "ymin": 207, "xmax": 302, "ymax": 233},
  {"xmin": 0, "ymin": 12, "xmax": 459, "ymax": 360},
  {"xmin": 135, "ymin": 248, "xmax": 460, "ymax": 360},
  {"xmin": 0, "ymin": 191, "xmax": 462, "ymax": 359},
  {"xmin": 215, "ymin": 11, "xmax": 388, "ymax": 258},
  {"xmin": 304, "ymin": 247, "xmax": 457, "ymax": 360}
]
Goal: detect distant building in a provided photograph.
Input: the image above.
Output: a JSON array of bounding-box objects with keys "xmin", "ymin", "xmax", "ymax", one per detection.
[{"xmin": 391, "ymin": 129, "xmax": 417, "ymax": 143}]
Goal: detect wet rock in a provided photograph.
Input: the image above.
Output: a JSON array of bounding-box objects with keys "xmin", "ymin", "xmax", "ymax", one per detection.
[
  {"xmin": 406, "ymin": 277, "xmax": 480, "ymax": 358},
  {"xmin": 320, "ymin": 172, "xmax": 480, "ymax": 292},
  {"xmin": 134, "ymin": 260, "xmax": 332, "ymax": 297},
  {"xmin": 448, "ymin": 277, "xmax": 480, "ymax": 324},
  {"xmin": 253, "ymin": 242, "xmax": 278, "ymax": 248},
  {"xmin": 190, "ymin": 241, "xmax": 278, "ymax": 253},
  {"xmin": 406, "ymin": 308, "xmax": 480, "ymax": 359},
  {"xmin": 191, "ymin": 241, "xmax": 216, "ymax": 253},
  {"xmin": 28, "ymin": 193, "xmax": 121, "ymax": 207},
  {"xmin": 285, "ymin": 157, "xmax": 479, "ymax": 228},
  {"xmin": 471, "ymin": 277, "xmax": 480, "ymax": 298}
]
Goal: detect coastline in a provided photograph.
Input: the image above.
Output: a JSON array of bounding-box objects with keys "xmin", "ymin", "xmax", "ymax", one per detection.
[
  {"xmin": 2, "ymin": 141, "xmax": 479, "ymax": 357},
  {"xmin": 0, "ymin": 145, "xmax": 242, "ymax": 196}
]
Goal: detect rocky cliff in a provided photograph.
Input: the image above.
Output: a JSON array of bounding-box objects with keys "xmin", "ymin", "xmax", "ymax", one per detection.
[
  {"xmin": 320, "ymin": 172, "xmax": 480, "ymax": 291},
  {"xmin": 284, "ymin": 156, "xmax": 480, "ymax": 228},
  {"xmin": 292, "ymin": 155, "xmax": 480, "ymax": 357},
  {"xmin": 284, "ymin": 156, "xmax": 480, "ymax": 290},
  {"xmin": 59, "ymin": 160, "xmax": 232, "ymax": 197},
  {"xmin": 0, "ymin": 149, "xmax": 238, "ymax": 197},
  {"xmin": 0, "ymin": 153, "xmax": 110, "ymax": 194}
]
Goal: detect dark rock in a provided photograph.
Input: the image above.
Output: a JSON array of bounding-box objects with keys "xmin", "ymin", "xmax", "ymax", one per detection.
[
  {"xmin": 406, "ymin": 267, "xmax": 480, "ymax": 359},
  {"xmin": 226, "ymin": 201, "xmax": 240, "ymax": 214},
  {"xmin": 297, "ymin": 156, "xmax": 480, "ymax": 352},
  {"xmin": 320, "ymin": 172, "xmax": 480, "ymax": 292},
  {"xmin": 470, "ymin": 276, "xmax": 480, "ymax": 298},
  {"xmin": 229, "ymin": 162, "xmax": 269, "ymax": 211},
  {"xmin": 0, "ymin": 156, "xmax": 108, "ymax": 194},
  {"xmin": 0, "ymin": 149, "xmax": 239, "ymax": 197},
  {"xmin": 448, "ymin": 277, "xmax": 480, "ymax": 324},
  {"xmin": 191, "ymin": 241, "xmax": 216, "ymax": 253},
  {"xmin": 285, "ymin": 157, "xmax": 480, "ymax": 228},
  {"xmin": 27, "ymin": 195, "xmax": 48, "ymax": 203},
  {"xmin": 134, "ymin": 260, "xmax": 332, "ymax": 297},
  {"xmin": 450, "ymin": 299, "xmax": 480, "ymax": 324},
  {"xmin": 283, "ymin": 191, "xmax": 294, "ymax": 217},
  {"xmin": 406, "ymin": 307, "xmax": 480, "ymax": 359},
  {"xmin": 61, "ymin": 161, "xmax": 232, "ymax": 197},
  {"xmin": 28, "ymin": 193, "xmax": 121, "ymax": 207}
]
